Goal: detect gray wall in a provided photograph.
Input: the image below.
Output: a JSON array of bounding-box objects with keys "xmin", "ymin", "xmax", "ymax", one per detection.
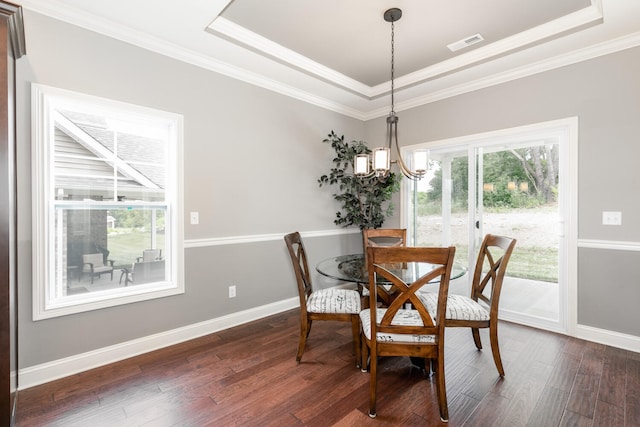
[
  {"xmin": 16, "ymin": 11, "xmax": 363, "ymax": 368},
  {"xmin": 364, "ymin": 46, "xmax": 640, "ymax": 336}
]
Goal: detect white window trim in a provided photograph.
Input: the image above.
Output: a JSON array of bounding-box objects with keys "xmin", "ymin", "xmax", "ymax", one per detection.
[{"xmin": 31, "ymin": 83, "xmax": 185, "ymax": 320}]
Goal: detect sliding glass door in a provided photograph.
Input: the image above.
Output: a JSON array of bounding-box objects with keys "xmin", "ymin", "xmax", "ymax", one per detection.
[{"xmin": 404, "ymin": 122, "xmax": 572, "ymax": 332}]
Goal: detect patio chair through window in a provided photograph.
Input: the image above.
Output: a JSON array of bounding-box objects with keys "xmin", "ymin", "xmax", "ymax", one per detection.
[{"xmin": 82, "ymin": 253, "xmax": 114, "ymax": 284}]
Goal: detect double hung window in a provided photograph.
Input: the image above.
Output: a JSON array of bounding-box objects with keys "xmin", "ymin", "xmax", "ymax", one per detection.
[{"xmin": 32, "ymin": 84, "xmax": 184, "ymax": 319}]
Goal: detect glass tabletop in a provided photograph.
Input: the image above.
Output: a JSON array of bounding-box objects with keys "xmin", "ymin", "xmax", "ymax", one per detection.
[{"xmin": 316, "ymin": 253, "xmax": 467, "ymax": 284}]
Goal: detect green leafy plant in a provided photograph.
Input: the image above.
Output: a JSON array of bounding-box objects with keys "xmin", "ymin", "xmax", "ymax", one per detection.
[{"xmin": 318, "ymin": 131, "xmax": 400, "ymax": 229}]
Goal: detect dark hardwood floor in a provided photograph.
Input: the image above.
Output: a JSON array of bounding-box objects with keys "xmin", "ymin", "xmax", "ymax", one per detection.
[{"xmin": 15, "ymin": 309, "xmax": 640, "ymax": 426}]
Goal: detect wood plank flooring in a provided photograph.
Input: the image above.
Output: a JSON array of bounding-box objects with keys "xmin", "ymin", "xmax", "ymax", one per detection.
[{"xmin": 15, "ymin": 309, "xmax": 640, "ymax": 426}]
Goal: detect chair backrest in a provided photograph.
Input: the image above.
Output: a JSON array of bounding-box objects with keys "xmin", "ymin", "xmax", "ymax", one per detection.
[
  {"xmin": 82, "ymin": 253, "xmax": 104, "ymax": 271},
  {"xmin": 131, "ymin": 260, "xmax": 166, "ymax": 284},
  {"xmin": 141, "ymin": 249, "xmax": 161, "ymax": 262},
  {"xmin": 366, "ymin": 245, "xmax": 456, "ymax": 339},
  {"xmin": 362, "ymin": 228, "xmax": 406, "ymax": 252},
  {"xmin": 284, "ymin": 232, "xmax": 313, "ymax": 311},
  {"xmin": 471, "ymin": 234, "xmax": 517, "ymax": 314},
  {"xmin": 363, "ymin": 229, "xmax": 407, "ymax": 303},
  {"xmin": 363, "ymin": 228, "xmax": 407, "ymax": 272}
]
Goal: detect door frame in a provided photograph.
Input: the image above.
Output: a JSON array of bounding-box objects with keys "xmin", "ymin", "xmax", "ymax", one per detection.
[{"xmin": 401, "ymin": 117, "xmax": 578, "ymax": 334}]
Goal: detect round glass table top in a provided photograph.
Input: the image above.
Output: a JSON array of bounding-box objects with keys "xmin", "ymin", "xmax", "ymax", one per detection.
[{"xmin": 316, "ymin": 253, "xmax": 467, "ymax": 284}]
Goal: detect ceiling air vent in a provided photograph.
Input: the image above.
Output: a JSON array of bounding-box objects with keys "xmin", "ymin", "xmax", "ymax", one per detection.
[{"xmin": 447, "ymin": 33, "xmax": 485, "ymax": 52}]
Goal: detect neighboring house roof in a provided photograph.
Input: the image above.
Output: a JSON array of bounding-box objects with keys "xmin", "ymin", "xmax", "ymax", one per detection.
[{"xmin": 54, "ymin": 109, "xmax": 166, "ymax": 196}]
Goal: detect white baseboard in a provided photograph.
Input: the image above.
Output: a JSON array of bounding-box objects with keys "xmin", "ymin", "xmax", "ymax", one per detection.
[
  {"xmin": 18, "ymin": 295, "xmax": 640, "ymax": 390},
  {"xmin": 18, "ymin": 297, "xmax": 299, "ymax": 390},
  {"xmin": 575, "ymin": 323, "xmax": 640, "ymax": 353}
]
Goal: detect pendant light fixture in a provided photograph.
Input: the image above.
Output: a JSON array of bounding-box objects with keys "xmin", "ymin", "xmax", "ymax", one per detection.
[{"xmin": 354, "ymin": 8, "xmax": 428, "ymax": 180}]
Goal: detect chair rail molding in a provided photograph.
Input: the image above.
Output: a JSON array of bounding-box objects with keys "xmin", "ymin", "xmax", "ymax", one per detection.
[
  {"xmin": 184, "ymin": 229, "xmax": 360, "ymax": 248},
  {"xmin": 577, "ymin": 238, "xmax": 640, "ymax": 251}
]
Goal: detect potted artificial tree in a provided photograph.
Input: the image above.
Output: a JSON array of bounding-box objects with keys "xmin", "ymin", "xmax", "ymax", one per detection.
[{"xmin": 318, "ymin": 131, "xmax": 400, "ymax": 230}]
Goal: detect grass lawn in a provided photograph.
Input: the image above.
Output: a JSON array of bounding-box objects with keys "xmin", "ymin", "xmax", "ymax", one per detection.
[
  {"xmin": 446, "ymin": 244, "xmax": 558, "ymax": 283},
  {"xmin": 108, "ymin": 230, "xmax": 165, "ymax": 268}
]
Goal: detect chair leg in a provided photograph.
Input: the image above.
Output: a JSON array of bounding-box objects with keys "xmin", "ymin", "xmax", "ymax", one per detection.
[
  {"xmin": 296, "ymin": 317, "xmax": 310, "ymax": 364},
  {"xmin": 351, "ymin": 316, "xmax": 361, "ymax": 368},
  {"xmin": 434, "ymin": 355, "xmax": 449, "ymax": 422},
  {"xmin": 489, "ymin": 322, "xmax": 505, "ymax": 377},
  {"xmin": 361, "ymin": 336, "xmax": 369, "ymax": 372},
  {"xmin": 368, "ymin": 344, "xmax": 377, "ymax": 418},
  {"xmin": 471, "ymin": 327, "xmax": 482, "ymax": 350}
]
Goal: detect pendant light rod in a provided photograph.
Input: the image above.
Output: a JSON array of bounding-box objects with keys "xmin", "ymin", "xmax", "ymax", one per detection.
[{"xmin": 385, "ymin": 8, "xmax": 401, "ymax": 116}]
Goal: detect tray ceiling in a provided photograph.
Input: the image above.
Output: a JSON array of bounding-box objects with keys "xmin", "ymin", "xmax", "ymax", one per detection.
[{"xmin": 19, "ymin": 0, "xmax": 640, "ymax": 119}]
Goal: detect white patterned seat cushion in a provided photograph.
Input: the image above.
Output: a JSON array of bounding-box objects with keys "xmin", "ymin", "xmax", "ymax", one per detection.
[
  {"xmin": 307, "ymin": 288, "xmax": 361, "ymax": 314},
  {"xmin": 359, "ymin": 308, "xmax": 435, "ymax": 343},
  {"xmin": 418, "ymin": 292, "xmax": 490, "ymax": 321}
]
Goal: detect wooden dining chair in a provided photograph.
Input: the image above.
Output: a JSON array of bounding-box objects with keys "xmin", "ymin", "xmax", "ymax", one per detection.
[
  {"xmin": 420, "ymin": 234, "xmax": 516, "ymax": 376},
  {"xmin": 284, "ymin": 232, "xmax": 362, "ymax": 367},
  {"xmin": 362, "ymin": 228, "xmax": 407, "ymax": 261},
  {"xmin": 360, "ymin": 245, "xmax": 456, "ymax": 421},
  {"xmin": 362, "ymin": 228, "xmax": 407, "ymax": 305}
]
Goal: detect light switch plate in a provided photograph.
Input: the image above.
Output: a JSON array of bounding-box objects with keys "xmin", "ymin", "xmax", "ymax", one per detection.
[
  {"xmin": 190, "ymin": 211, "xmax": 199, "ymax": 225},
  {"xmin": 602, "ymin": 211, "xmax": 622, "ymax": 225}
]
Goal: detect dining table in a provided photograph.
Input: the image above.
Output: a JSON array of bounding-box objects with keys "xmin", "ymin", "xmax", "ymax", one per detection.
[{"xmin": 316, "ymin": 253, "xmax": 467, "ymax": 286}]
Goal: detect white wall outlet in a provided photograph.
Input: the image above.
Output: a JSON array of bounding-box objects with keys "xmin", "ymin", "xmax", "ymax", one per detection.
[
  {"xmin": 190, "ymin": 211, "xmax": 199, "ymax": 225},
  {"xmin": 228, "ymin": 285, "xmax": 236, "ymax": 298},
  {"xmin": 602, "ymin": 211, "xmax": 622, "ymax": 225}
]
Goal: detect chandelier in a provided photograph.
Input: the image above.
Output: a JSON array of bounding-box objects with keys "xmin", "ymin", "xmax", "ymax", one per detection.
[{"xmin": 354, "ymin": 8, "xmax": 428, "ymax": 181}]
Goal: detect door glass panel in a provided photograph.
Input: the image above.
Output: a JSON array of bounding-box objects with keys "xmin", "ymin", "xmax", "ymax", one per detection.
[
  {"xmin": 409, "ymin": 147, "xmax": 471, "ymax": 296},
  {"xmin": 407, "ymin": 130, "xmax": 564, "ymax": 330},
  {"xmin": 478, "ymin": 142, "xmax": 560, "ymax": 322}
]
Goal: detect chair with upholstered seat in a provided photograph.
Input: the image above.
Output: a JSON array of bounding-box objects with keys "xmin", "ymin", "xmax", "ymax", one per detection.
[
  {"xmin": 119, "ymin": 249, "xmax": 164, "ymax": 284},
  {"xmin": 284, "ymin": 231, "xmax": 362, "ymax": 367},
  {"xmin": 361, "ymin": 245, "xmax": 456, "ymax": 420},
  {"xmin": 420, "ymin": 234, "xmax": 516, "ymax": 377},
  {"xmin": 362, "ymin": 228, "xmax": 407, "ymax": 305},
  {"xmin": 82, "ymin": 253, "xmax": 114, "ymax": 284},
  {"xmin": 136, "ymin": 249, "xmax": 162, "ymax": 263},
  {"xmin": 121, "ymin": 259, "xmax": 165, "ymax": 286}
]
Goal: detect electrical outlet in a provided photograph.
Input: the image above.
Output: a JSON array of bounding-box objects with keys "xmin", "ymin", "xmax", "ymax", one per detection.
[
  {"xmin": 190, "ymin": 211, "xmax": 199, "ymax": 225},
  {"xmin": 228, "ymin": 285, "xmax": 236, "ymax": 298},
  {"xmin": 602, "ymin": 211, "xmax": 622, "ymax": 225}
]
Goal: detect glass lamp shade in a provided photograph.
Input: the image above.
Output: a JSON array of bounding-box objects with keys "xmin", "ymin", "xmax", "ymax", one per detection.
[
  {"xmin": 413, "ymin": 150, "xmax": 428, "ymax": 173},
  {"xmin": 373, "ymin": 148, "xmax": 390, "ymax": 173},
  {"xmin": 354, "ymin": 154, "xmax": 370, "ymax": 175}
]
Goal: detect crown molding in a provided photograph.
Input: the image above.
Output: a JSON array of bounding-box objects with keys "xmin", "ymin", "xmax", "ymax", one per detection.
[
  {"xmin": 365, "ymin": 30, "xmax": 640, "ymax": 120},
  {"xmin": 20, "ymin": 0, "xmax": 368, "ymax": 119},
  {"xmin": 209, "ymin": 1, "xmax": 604, "ymax": 100},
  {"xmin": 372, "ymin": 1, "xmax": 604, "ymax": 96},
  {"xmin": 207, "ymin": 16, "xmax": 375, "ymax": 99},
  {"xmin": 20, "ymin": 0, "xmax": 640, "ymax": 123}
]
